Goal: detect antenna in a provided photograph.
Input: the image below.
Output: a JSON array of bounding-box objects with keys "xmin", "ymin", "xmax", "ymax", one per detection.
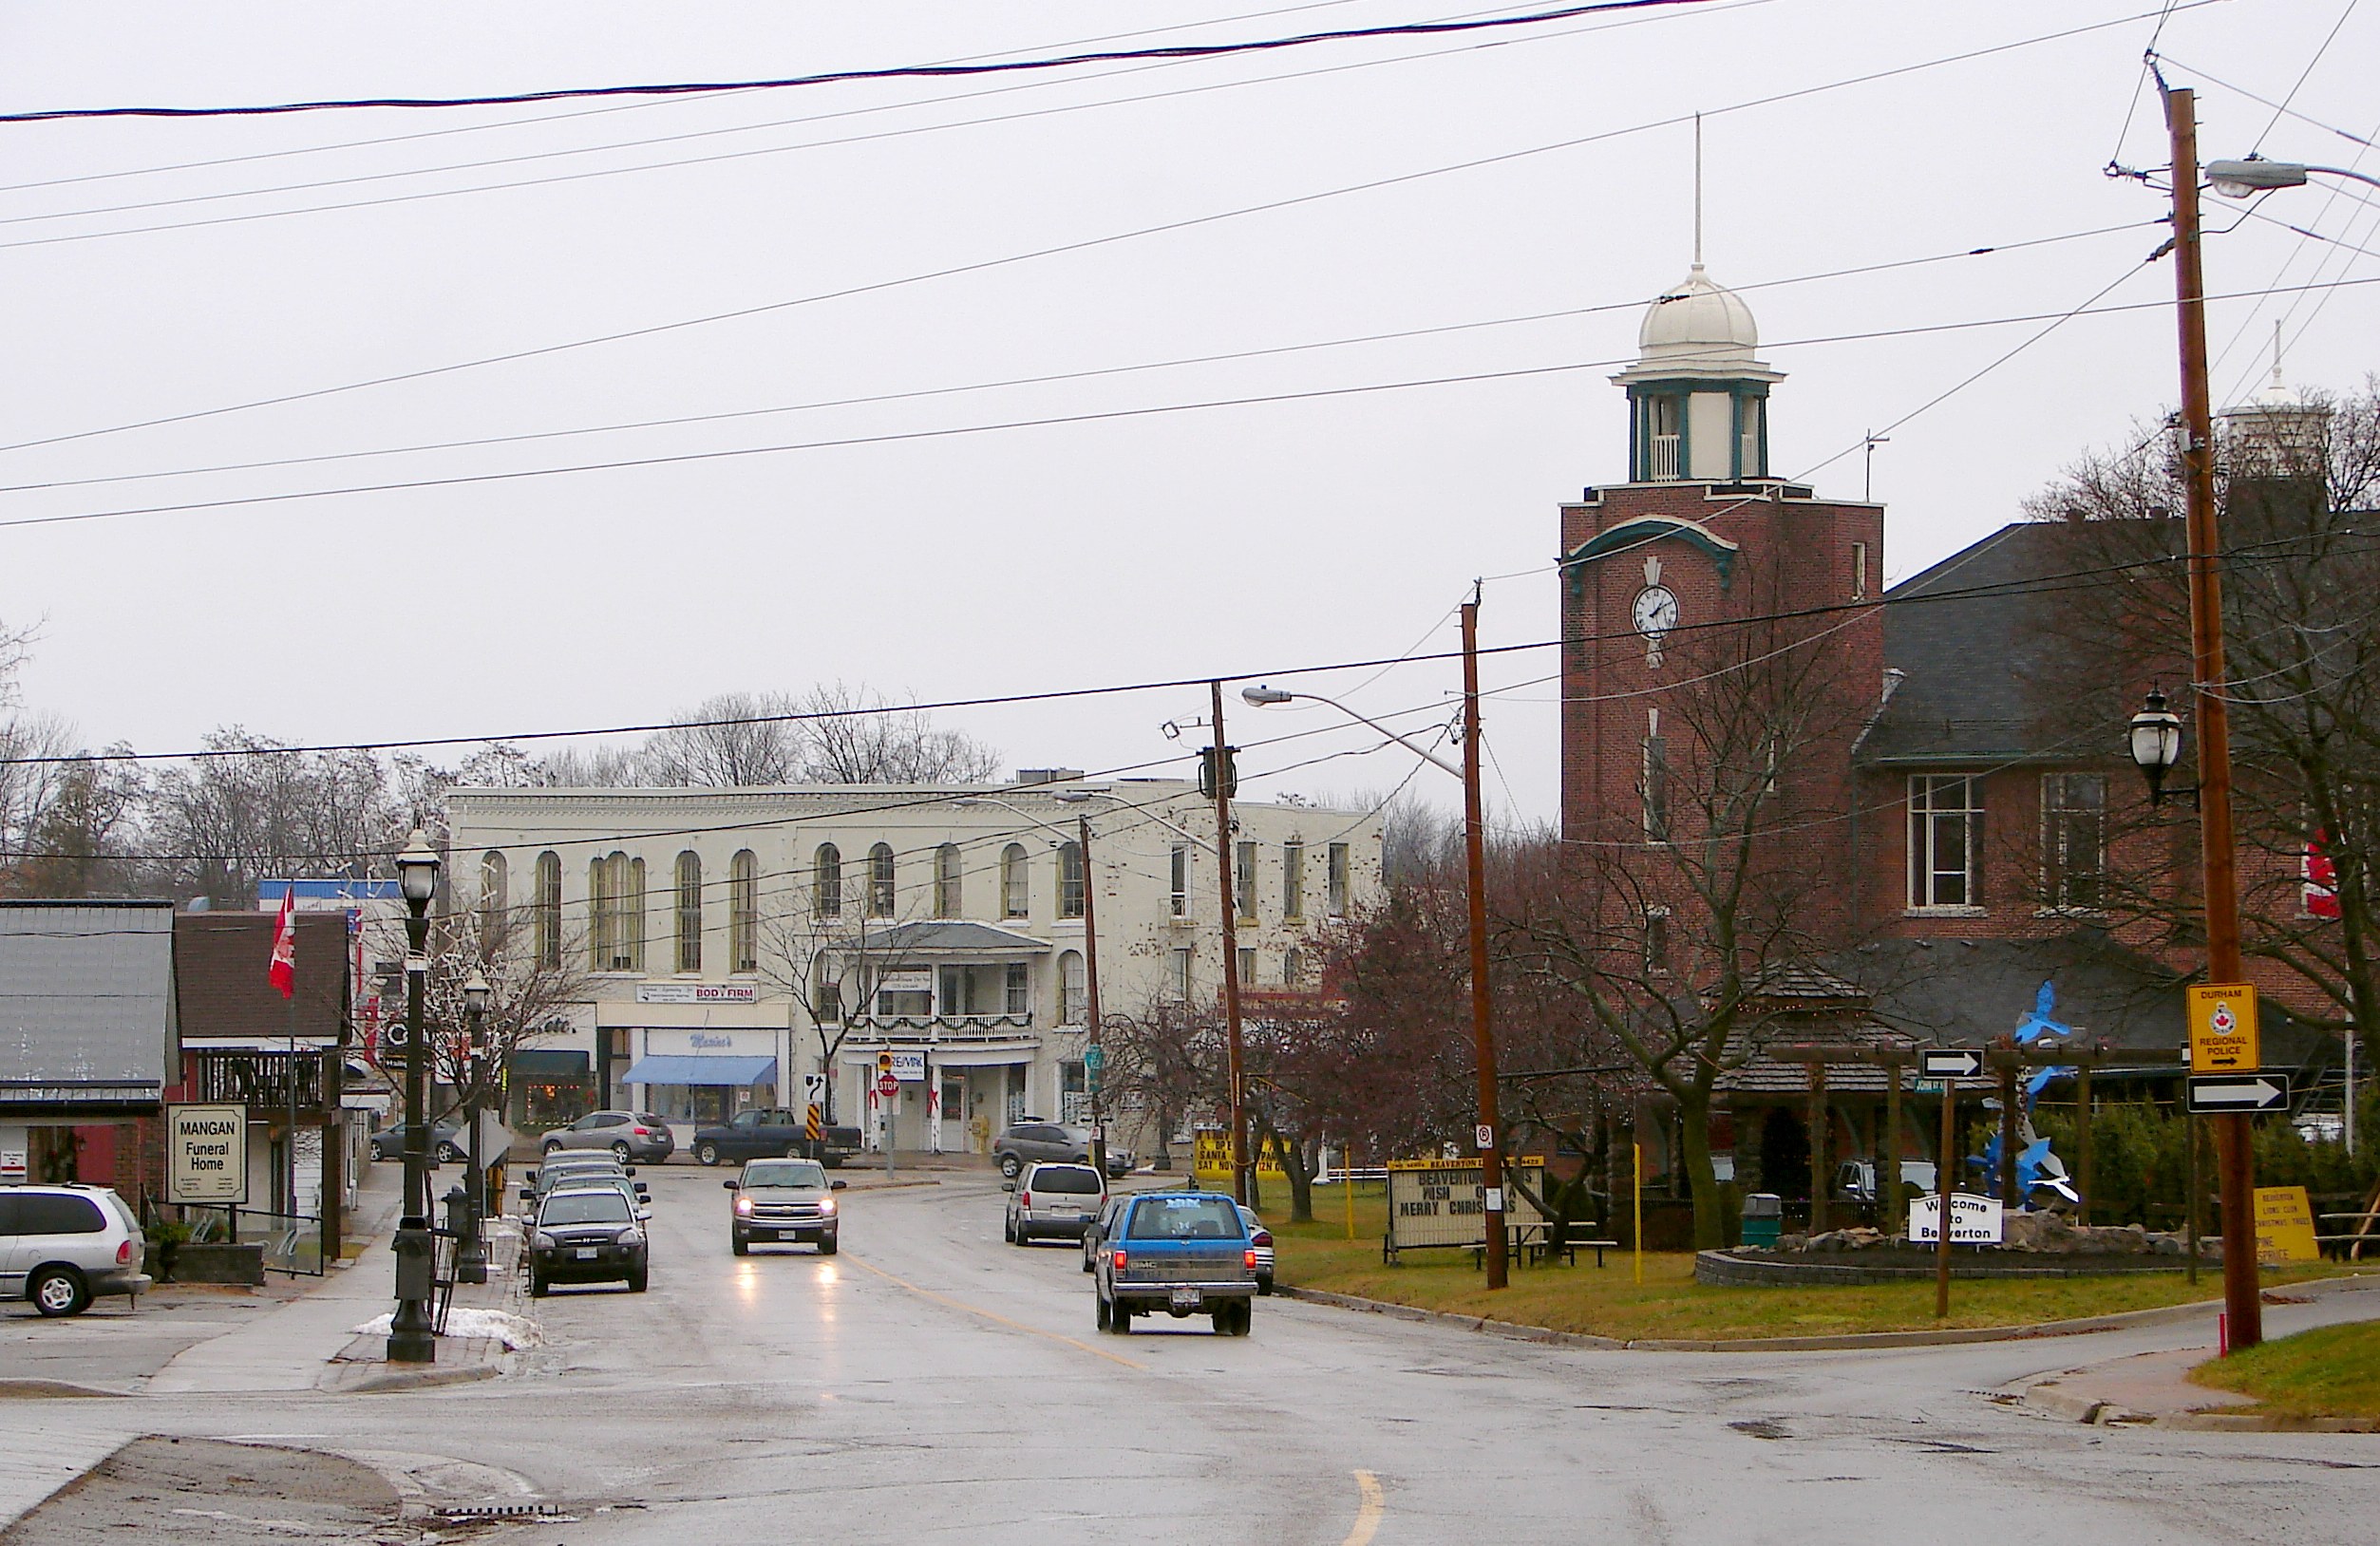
[
  {"xmin": 1692, "ymin": 112, "xmax": 1703, "ymax": 265},
  {"xmin": 2271, "ymin": 319, "xmax": 2285, "ymax": 390}
]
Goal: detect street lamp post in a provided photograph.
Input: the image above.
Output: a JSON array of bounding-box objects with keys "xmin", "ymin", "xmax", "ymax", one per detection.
[
  {"xmin": 455, "ymin": 968, "xmax": 491, "ymax": 1286},
  {"xmin": 388, "ymin": 829, "xmax": 442, "ymax": 1364},
  {"xmin": 1243, "ymin": 591, "xmax": 1508, "ymax": 1289}
]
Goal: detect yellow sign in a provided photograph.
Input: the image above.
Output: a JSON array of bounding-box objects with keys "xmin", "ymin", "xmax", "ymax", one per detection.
[
  {"xmin": 2254, "ymin": 1185, "xmax": 2321, "ymax": 1265},
  {"xmin": 1192, "ymin": 1129, "xmax": 1285, "ymax": 1181},
  {"xmin": 2187, "ymin": 983, "xmax": 2259, "ymax": 1072}
]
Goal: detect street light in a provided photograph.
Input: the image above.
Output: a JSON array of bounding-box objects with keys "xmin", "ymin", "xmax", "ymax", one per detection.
[
  {"xmin": 388, "ymin": 828, "xmax": 441, "ymax": 1363},
  {"xmin": 1240, "ymin": 592, "xmax": 1510, "ymax": 1291},
  {"xmin": 455, "ymin": 967, "xmax": 491, "ymax": 1286},
  {"xmin": 2126, "ymin": 689, "xmax": 2186, "ymax": 806},
  {"xmin": 2205, "ymin": 157, "xmax": 2380, "ymax": 198}
]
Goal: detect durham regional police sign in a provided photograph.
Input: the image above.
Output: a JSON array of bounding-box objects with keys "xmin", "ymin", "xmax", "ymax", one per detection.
[{"xmin": 166, "ymin": 1103, "xmax": 248, "ymax": 1205}]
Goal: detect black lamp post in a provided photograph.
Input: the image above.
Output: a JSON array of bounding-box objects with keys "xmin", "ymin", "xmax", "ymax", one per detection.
[
  {"xmin": 455, "ymin": 967, "xmax": 491, "ymax": 1286},
  {"xmin": 388, "ymin": 829, "xmax": 441, "ymax": 1364},
  {"xmin": 2128, "ymin": 689, "xmax": 2187, "ymax": 806}
]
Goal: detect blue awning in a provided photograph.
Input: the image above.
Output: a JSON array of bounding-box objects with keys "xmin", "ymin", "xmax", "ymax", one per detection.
[{"xmin": 620, "ymin": 1054, "xmax": 777, "ymax": 1087}]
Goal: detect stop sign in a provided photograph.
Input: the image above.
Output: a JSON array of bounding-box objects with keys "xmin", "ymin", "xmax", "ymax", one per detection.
[{"xmin": 877, "ymin": 1073, "xmax": 899, "ymax": 1098}]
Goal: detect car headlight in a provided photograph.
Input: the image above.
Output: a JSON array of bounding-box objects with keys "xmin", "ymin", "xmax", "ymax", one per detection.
[
  {"xmin": 618, "ymin": 1228, "xmax": 644, "ymax": 1247},
  {"xmin": 533, "ymin": 1232, "xmax": 557, "ymax": 1250},
  {"xmin": 734, "ymin": 1197, "xmax": 753, "ymax": 1216},
  {"xmin": 818, "ymin": 1197, "xmax": 836, "ymax": 1215}
]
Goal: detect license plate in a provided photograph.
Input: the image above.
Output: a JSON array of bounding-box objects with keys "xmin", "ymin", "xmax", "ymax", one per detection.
[
  {"xmin": 752, "ymin": 1230, "xmax": 777, "ymax": 1240},
  {"xmin": 1169, "ymin": 1288, "xmax": 1199, "ymax": 1311},
  {"xmin": 575, "ymin": 1247, "xmax": 598, "ymax": 1259}
]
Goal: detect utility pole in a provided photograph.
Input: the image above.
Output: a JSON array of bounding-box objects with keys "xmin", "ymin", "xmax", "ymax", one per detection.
[
  {"xmin": 1207, "ymin": 682, "xmax": 1251, "ymax": 1207},
  {"xmin": 1080, "ymin": 814, "xmax": 1107, "ymax": 1180},
  {"xmin": 2166, "ymin": 83, "xmax": 2261, "ymax": 1350},
  {"xmin": 1461, "ymin": 594, "xmax": 1508, "ymax": 1290}
]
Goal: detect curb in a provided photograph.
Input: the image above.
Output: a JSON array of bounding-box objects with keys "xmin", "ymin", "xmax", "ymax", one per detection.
[
  {"xmin": 332, "ymin": 1363, "xmax": 504, "ymax": 1395},
  {"xmin": 0, "ymin": 1379, "xmax": 125, "ymax": 1400},
  {"xmin": 1278, "ymin": 1269, "xmax": 2380, "ymax": 1354}
]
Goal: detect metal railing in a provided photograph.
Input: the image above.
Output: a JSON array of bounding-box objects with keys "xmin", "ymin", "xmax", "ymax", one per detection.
[
  {"xmin": 173, "ymin": 1204, "xmax": 327, "ymax": 1275},
  {"xmin": 841, "ymin": 1012, "xmax": 1035, "ymax": 1041}
]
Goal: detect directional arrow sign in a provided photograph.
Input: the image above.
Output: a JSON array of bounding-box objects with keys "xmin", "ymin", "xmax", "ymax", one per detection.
[
  {"xmin": 2186, "ymin": 1072, "xmax": 2291, "ymax": 1114},
  {"xmin": 1918, "ymin": 1048, "xmax": 1984, "ymax": 1080}
]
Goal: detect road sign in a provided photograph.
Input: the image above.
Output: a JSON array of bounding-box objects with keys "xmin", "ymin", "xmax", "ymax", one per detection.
[
  {"xmin": 890, "ymin": 1049, "xmax": 926, "ymax": 1083},
  {"xmin": 1083, "ymin": 1044, "xmax": 1105, "ymax": 1072},
  {"xmin": 804, "ymin": 1103, "xmax": 822, "ymax": 1143},
  {"xmin": 1474, "ymin": 1123, "xmax": 1496, "ymax": 1150},
  {"xmin": 1908, "ymin": 1192, "xmax": 2004, "ymax": 1244},
  {"xmin": 1918, "ymin": 1048, "xmax": 1984, "ymax": 1080},
  {"xmin": 2254, "ymin": 1186, "xmax": 2321, "ymax": 1264},
  {"xmin": 2187, "ymin": 983, "xmax": 2259, "ymax": 1072},
  {"xmin": 2186, "ymin": 1071, "xmax": 2290, "ymax": 1114},
  {"xmin": 876, "ymin": 1072, "xmax": 900, "ymax": 1099}
]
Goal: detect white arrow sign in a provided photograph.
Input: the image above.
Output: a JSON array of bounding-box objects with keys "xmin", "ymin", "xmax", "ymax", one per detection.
[
  {"xmin": 1919, "ymin": 1048, "xmax": 1983, "ymax": 1080},
  {"xmin": 2187, "ymin": 1074, "xmax": 2289, "ymax": 1113}
]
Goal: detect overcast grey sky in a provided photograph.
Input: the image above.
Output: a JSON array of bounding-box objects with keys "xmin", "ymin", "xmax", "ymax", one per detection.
[{"xmin": 1, "ymin": 1, "xmax": 2372, "ymax": 826}]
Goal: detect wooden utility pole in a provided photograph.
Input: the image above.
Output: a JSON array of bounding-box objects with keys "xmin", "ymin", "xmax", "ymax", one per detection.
[
  {"xmin": 1208, "ymin": 682, "xmax": 1251, "ymax": 1207},
  {"xmin": 1461, "ymin": 595, "xmax": 1508, "ymax": 1290},
  {"xmin": 2165, "ymin": 84, "xmax": 2262, "ymax": 1348},
  {"xmin": 1080, "ymin": 815, "xmax": 1107, "ymax": 1180},
  {"xmin": 1936, "ymin": 1084, "xmax": 1956, "ymax": 1320}
]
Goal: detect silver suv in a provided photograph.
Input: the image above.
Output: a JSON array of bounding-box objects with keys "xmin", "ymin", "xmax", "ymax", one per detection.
[
  {"xmin": 1005, "ymin": 1161, "xmax": 1105, "ymax": 1245},
  {"xmin": 1, "ymin": 1184, "xmax": 151, "ymax": 1316}
]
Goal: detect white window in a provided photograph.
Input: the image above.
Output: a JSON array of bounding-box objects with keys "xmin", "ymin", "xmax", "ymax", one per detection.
[
  {"xmin": 1058, "ymin": 840, "xmax": 1086, "ymax": 919},
  {"xmin": 1327, "ymin": 842, "xmax": 1350, "ymax": 917},
  {"xmin": 1170, "ymin": 844, "xmax": 1191, "ymax": 918},
  {"xmin": 1642, "ymin": 734, "xmax": 1670, "ymax": 841},
  {"xmin": 728, "ymin": 850, "xmax": 757, "ymax": 973},
  {"xmin": 1851, "ymin": 540, "xmax": 1870, "ymax": 600},
  {"xmin": 1282, "ymin": 840, "xmax": 1305, "ymax": 922},
  {"xmin": 1001, "ymin": 844, "xmax": 1029, "ymax": 919},
  {"xmin": 533, "ymin": 851, "xmax": 561, "ymax": 970},
  {"xmin": 1059, "ymin": 951, "xmax": 1086, "ymax": 1026},
  {"xmin": 2043, "ymin": 773, "xmax": 2106, "ymax": 912},
  {"xmin": 934, "ymin": 842, "xmax": 962, "ymax": 918},
  {"xmin": 814, "ymin": 844, "xmax": 842, "ymax": 919},
  {"xmin": 867, "ymin": 842, "xmax": 896, "ymax": 918},
  {"xmin": 1004, "ymin": 961, "xmax": 1030, "ymax": 1016},
  {"xmin": 1282, "ymin": 946, "xmax": 1304, "ymax": 985},
  {"xmin": 1909, "ymin": 776, "xmax": 1984, "ymax": 910},
  {"xmin": 1235, "ymin": 840, "xmax": 1257, "ymax": 923},
  {"xmin": 1168, "ymin": 947, "xmax": 1192, "ymax": 1000},
  {"xmin": 674, "ymin": 850, "xmax": 703, "ymax": 972},
  {"xmin": 1237, "ymin": 947, "xmax": 1256, "ymax": 986},
  {"xmin": 480, "ymin": 851, "xmax": 508, "ymax": 944}
]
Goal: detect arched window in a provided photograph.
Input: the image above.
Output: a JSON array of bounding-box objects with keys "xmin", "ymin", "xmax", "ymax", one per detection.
[
  {"xmin": 1001, "ymin": 843, "xmax": 1029, "ymax": 918},
  {"xmin": 675, "ymin": 851, "xmax": 703, "ymax": 973},
  {"xmin": 867, "ymin": 842, "xmax": 897, "ymax": 917},
  {"xmin": 729, "ymin": 850, "xmax": 758, "ymax": 972},
  {"xmin": 589, "ymin": 856, "xmax": 614, "ymax": 970},
  {"xmin": 626, "ymin": 857, "xmax": 646, "ymax": 971},
  {"xmin": 592, "ymin": 852, "xmax": 640, "ymax": 971},
  {"xmin": 1283, "ymin": 946, "xmax": 1305, "ymax": 986},
  {"xmin": 533, "ymin": 851, "xmax": 561, "ymax": 969},
  {"xmin": 479, "ymin": 851, "xmax": 507, "ymax": 949},
  {"xmin": 1057, "ymin": 840, "xmax": 1085, "ymax": 919},
  {"xmin": 934, "ymin": 843, "xmax": 962, "ymax": 918},
  {"xmin": 1059, "ymin": 950, "xmax": 1086, "ymax": 1026},
  {"xmin": 815, "ymin": 844, "xmax": 842, "ymax": 919}
]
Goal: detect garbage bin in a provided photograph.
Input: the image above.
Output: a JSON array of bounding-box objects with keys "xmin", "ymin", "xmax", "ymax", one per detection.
[{"xmin": 1741, "ymin": 1192, "xmax": 1784, "ymax": 1249}]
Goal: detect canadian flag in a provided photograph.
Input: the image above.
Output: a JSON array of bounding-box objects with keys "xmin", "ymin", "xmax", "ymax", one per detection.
[{"xmin": 269, "ymin": 886, "xmax": 297, "ymax": 998}]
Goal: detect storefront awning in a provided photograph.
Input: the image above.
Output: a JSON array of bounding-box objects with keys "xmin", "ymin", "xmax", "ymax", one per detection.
[
  {"xmin": 510, "ymin": 1048, "xmax": 591, "ymax": 1080},
  {"xmin": 621, "ymin": 1054, "xmax": 777, "ymax": 1087}
]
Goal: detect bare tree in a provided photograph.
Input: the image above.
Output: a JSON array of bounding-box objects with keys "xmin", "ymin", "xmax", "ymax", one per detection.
[
  {"xmin": 9, "ymin": 748, "xmax": 145, "ymax": 897},
  {"xmin": 369, "ymin": 901, "xmax": 593, "ymax": 1122},
  {"xmin": 142, "ymin": 728, "xmax": 406, "ymax": 905},
  {"xmin": 641, "ymin": 691, "xmax": 807, "ymax": 786},
  {"xmin": 1098, "ymin": 997, "xmax": 1225, "ymax": 1174},
  {"xmin": 755, "ymin": 869, "xmax": 938, "ymax": 1123},
  {"xmin": 793, "ymin": 682, "xmax": 1001, "ymax": 783}
]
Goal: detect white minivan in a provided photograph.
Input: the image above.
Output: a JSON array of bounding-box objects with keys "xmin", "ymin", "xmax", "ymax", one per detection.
[{"xmin": 1, "ymin": 1184, "xmax": 151, "ymax": 1316}]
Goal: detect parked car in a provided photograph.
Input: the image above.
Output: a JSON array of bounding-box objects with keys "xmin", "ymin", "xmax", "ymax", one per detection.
[
  {"xmin": 370, "ymin": 1121, "xmax": 463, "ymax": 1163},
  {"xmin": 992, "ymin": 1122, "xmax": 1134, "ymax": 1179},
  {"xmin": 1082, "ymin": 1195, "xmax": 1130, "ymax": 1273},
  {"xmin": 1237, "ymin": 1205, "xmax": 1275, "ymax": 1294},
  {"xmin": 1093, "ymin": 1191, "xmax": 1256, "ymax": 1336},
  {"xmin": 1005, "ymin": 1162, "xmax": 1105, "ymax": 1245},
  {"xmin": 542, "ymin": 1110, "xmax": 675, "ymax": 1164},
  {"xmin": 724, "ymin": 1158, "xmax": 847, "ymax": 1255},
  {"xmin": 691, "ymin": 1107, "xmax": 862, "ymax": 1168},
  {"xmin": 1832, "ymin": 1160, "xmax": 1939, "ymax": 1206},
  {"xmin": 0, "ymin": 1184, "xmax": 152, "ymax": 1318},
  {"xmin": 528, "ymin": 1187, "xmax": 649, "ymax": 1295},
  {"xmin": 520, "ymin": 1157, "xmax": 646, "ymax": 1210},
  {"xmin": 544, "ymin": 1175, "xmax": 652, "ymax": 1224}
]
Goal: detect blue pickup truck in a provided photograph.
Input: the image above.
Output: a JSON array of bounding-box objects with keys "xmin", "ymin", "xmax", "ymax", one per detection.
[{"xmin": 1092, "ymin": 1191, "xmax": 1257, "ymax": 1336}]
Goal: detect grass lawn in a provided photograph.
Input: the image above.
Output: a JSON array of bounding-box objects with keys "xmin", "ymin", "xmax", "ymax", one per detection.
[
  {"xmin": 1259, "ymin": 1181, "xmax": 2365, "ymax": 1343},
  {"xmin": 2188, "ymin": 1322, "xmax": 2380, "ymax": 1419}
]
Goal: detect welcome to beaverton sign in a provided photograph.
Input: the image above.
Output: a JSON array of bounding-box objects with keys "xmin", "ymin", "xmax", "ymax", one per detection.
[{"xmin": 1385, "ymin": 1156, "xmax": 1547, "ymax": 1257}]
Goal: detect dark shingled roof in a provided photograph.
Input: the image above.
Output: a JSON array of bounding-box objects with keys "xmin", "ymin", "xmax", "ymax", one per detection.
[
  {"xmin": 174, "ymin": 911, "xmax": 349, "ymax": 1043},
  {"xmin": 866, "ymin": 921, "xmax": 1050, "ymax": 956},
  {"xmin": 1860, "ymin": 522, "xmax": 2075, "ymax": 766},
  {"xmin": 1716, "ymin": 1021, "xmax": 1920, "ymax": 1097}
]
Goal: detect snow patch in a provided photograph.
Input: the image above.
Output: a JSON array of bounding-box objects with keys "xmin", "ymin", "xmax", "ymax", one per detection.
[{"xmin": 349, "ymin": 1308, "xmax": 542, "ymax": 1349}]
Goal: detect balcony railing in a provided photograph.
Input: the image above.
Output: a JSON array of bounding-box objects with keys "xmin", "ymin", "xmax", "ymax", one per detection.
[
  {"xmin": 841, "ymin": 1012, "xmax": 1035, "ymax": 1043},
  {"xmin": 1648, "ymin": 433, "xmax": 1681, "ymax": 480},
  {"xmin": 189, "ymin": 1049, "xmax": 329, "ymax": 1117}
]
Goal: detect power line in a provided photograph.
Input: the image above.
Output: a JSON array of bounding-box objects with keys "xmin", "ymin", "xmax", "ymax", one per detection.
[
  {"xmin": 0, "ymin": 1, "xmax": 1712, "ymax": 123},
  {"xmin": 0, "ymin": 219, "xmax": 2156, "ymax": 500},
  {"xmin": 0, "ymin": 1, "xmax": 2218, "ymax": 464},
  {"xmin": 12, "ymin": 272, "xmax": 2373, "ymax": 537}
]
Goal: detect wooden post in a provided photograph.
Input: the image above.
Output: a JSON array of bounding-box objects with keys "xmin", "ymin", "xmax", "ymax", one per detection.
[
  {"xmin": 1807, "ymin": 1064, "xmax": 1829, "ymax": 1235},
  {"xmin": 2076, "ymin": 1061, "xmax": 2094, "ymax": 1229},
  {"xmin": 1882, "ymin": 1059, "xmax": 1903, "ymax": 1230},
  {"xmin": 1996, "ymin": 1049, "xmax": 2020, "ymax": 1210},
  {"xmin": 1936, "ymin": 1084, "xmax": 1956, "ymax": 1320}
]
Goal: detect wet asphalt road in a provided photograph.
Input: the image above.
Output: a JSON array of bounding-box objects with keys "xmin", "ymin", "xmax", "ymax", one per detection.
[{"xmin": 6, "ymin": 1163, "xmax": 2379, "ymax": 1544}]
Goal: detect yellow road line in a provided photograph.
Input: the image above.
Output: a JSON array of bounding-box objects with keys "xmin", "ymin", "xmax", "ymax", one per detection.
[
  {"xmin": 843, "ymin": 1253, "xmax": 1145, "ymax": 1370},
  {"xmin": 1344, "ymin": 1469, "xmax": 1385, "ymax": 1546}
]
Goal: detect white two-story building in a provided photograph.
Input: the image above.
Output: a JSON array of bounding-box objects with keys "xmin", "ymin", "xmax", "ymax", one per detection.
[{"xmin": 446, "ymin": 775, "xmax": 1382, "ymax": 1154}]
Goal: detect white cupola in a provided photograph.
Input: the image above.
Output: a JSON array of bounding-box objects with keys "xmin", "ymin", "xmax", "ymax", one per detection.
[
  {"xmin": 1611, "ymin": 264, "xmax": 1784, "ymax": 483},
  {"xmin": 2220, "ymin": 333, "xmax": 2328, "ymax": 480}
]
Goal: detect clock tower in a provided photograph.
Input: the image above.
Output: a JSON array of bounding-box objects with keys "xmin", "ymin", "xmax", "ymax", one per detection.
[{"xmin": 1558, "ymin": 263, "xmax": 1883, "ymax": 924}]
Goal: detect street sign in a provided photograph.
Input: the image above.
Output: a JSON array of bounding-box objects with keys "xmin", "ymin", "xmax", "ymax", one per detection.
[
  {"xmin": 2187, "ymin": 983, "xmax": 2259, "ymax": 1072},
  {"xmin": 876, "ymin": 1072, "xmax": 900, "ymax": 1099},
  {"xmin": 805, "ymin": 1103, "xmax": 823, "ymax": 1143},
  {"xmin": 1918, "ymin": 1048, "xmax": 1984, "ymax": 1080},
  {"xmin": 890, "ymin": 1049, "xmax": 926, "ymax": 1083},
  {"xmin": 2186, "ymin": 1071, "xmax": 2290, "ymax": 1114},
  {"xmin": 2254, "ymin": 1186, "xmax": 2321, "ymax": 1264},
  {"xmin": 1908, "ymin": 1192, "xmax": 2004, "ymax": 1244},
  {"xmin": 166, "ymin": 1103, "xmax": 248, "ymax": 1205},
  {"xmin": 1082, "ymin": 1044, "xmax": 1105, "ymax": 1071},
  {"xmin": 1474, "ymin": 1123, "xmax": 1496, "ymax": 1150}
]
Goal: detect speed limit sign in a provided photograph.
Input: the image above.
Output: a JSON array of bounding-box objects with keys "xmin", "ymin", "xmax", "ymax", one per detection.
[{"xmin": 1475, "ymin": 1123, "xmax": 1495, "ymax": 1150}]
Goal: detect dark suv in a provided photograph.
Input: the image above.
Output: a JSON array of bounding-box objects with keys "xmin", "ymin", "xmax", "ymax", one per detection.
[
  {"xmin": 992, "ymin": 1121, "xmax": 1134, "ymax": 1179},
  {"xmin": 528, "ymin": 1187, "xmax": 649, "ymax": 1295}
]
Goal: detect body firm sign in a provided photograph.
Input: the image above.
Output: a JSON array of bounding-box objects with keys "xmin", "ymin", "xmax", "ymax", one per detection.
[
  {"xmin": 1385, "ymin": 1157, "xmax": 1546, "ymax": 1251},
  {"xmin": 635, "ymin": 982, "xmax": 761, "ymax": 1005},
  {"xmin": 166, "ymin": 1103, "xmax": 248, "ymax": 1205}
]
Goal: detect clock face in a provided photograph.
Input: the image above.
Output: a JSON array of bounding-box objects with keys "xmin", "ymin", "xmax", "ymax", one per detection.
[{"xmin": 1633, "ymin": 585, "xmax": 1679, "ymax": 637}]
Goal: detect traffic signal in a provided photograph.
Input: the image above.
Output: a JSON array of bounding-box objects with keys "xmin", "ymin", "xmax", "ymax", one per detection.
[
  {"xmin": 1198, "ymin": 745, "xmax": 1239, "ymax": 801},
  {"xmin": 877, "ymin": 1049, "xmax": 894, "ymax": 1076}
]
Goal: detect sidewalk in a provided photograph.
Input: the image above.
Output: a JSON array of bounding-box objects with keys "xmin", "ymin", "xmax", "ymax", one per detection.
[{"xmin": 147, "ymin": 1163, "xmax": 526, "ymax": 1396}]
